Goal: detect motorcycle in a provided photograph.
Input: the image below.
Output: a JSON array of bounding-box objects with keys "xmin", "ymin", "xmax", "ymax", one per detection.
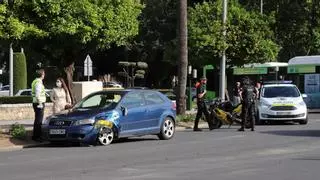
[{"xmin": 206, "ymin": 99, "xmax": 243, "ymax": 129}]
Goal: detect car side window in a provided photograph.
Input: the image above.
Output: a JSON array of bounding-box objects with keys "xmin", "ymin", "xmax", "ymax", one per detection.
[
  {"xmin": 122, "ymin": 92, "xmax": 145, "ymax": 108},
  {"xmin": 21, "ymin": 91, "xmax": 31, "ymax": 96},
  {"xmin": 144, "ymin": 92, "xmax": 165, "ymax": 105},
  {"xmin": 80, "ymin": 94, "xmax": 103, "ymax": 108}
]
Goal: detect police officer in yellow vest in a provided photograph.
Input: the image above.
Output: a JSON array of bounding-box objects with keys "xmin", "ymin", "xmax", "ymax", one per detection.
[{"xmin": 31, "ymin": 69, "xmax": 46, "ymax": 141}]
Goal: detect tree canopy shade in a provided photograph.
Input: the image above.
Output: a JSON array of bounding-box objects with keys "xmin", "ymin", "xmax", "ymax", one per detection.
[{"xmin": 188, "ymin": 0, "xmax": 280, "ymax": 67}]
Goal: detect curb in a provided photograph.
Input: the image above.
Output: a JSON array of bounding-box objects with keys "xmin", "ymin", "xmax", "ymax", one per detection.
[{"xmin": 0, "ymin": 142, "xmax": 49, "ymax": 152}]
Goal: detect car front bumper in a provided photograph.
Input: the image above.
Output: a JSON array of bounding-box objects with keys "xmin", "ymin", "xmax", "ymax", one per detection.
[
  {"xmin": 258, "ymin": 106, "xmax": 307, "ymax": 121},
  {"xmin": 41, "ymin": 125, "xmax": 99, "ymax": 144}
]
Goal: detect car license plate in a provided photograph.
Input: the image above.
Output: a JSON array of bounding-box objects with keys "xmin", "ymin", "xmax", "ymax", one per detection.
[
  {"xmin": 276, "ymin": 112, "xmax": 291, "ymax": 115},
  {"xmin": 49, "ymin": 129, "xmax": 66, "ymax": 135}
]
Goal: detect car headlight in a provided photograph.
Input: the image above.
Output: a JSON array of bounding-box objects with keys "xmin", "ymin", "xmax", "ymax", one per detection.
[
  {"xmin": 42, "ymin": 117, "xmax": 51, "ymax": 125},
  {"xmin": 260, "ymin": 101, "xmax": 271, "ymax": 108},
  {"xmin": 73, "ymin": 119, "xmax": 95, "ymax": 126},
  {"xmin": 298, "ymin": 101, "xmax": 306, "ymax": 107}
]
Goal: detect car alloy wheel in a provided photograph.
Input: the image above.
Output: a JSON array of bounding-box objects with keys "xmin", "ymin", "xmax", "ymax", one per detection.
[
  {"xmin": 158, "ymin": 117, "xmax": 175, "ymax": 140},
  {"xmin": 98, "ymin": 127, "xmax": 114, "ymax": 146}
]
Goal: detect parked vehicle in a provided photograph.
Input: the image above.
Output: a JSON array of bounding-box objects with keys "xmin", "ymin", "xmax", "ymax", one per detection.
[
  {"xmin": 257, "ymin": 81, "xmax": 308, "ymax": 124},
  {"xmin": 0, "ymin": 85, "xmax": 9, "ymax": 96},
  {"xmin": 42, "ymin": 89, "xmax": 176, "ymax": 145},
  {"xmin": 207, "ymin": 99, "xmax": 243, "ymax": 129},
  {"xmin": 15, "ymin": 89, "xmax": 52, "ymax": 97}
]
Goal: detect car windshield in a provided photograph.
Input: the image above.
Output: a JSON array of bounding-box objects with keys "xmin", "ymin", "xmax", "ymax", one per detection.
[
  {"xmin": 262, "ymin": 86, "xmax": 300, "ymax": 98},
  {"xmin": 74, "ymin": 92, "xmax": 124, "ymax": 109}
]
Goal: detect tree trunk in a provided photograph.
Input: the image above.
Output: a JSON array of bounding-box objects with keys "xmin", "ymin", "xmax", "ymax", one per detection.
[
  {"xmin": 64, "ymin": 62, "xmax": 75, "ymax": 104},
  {"xmin": 177, "ymin": 0, "xmax": 188, "ymax": 115}
]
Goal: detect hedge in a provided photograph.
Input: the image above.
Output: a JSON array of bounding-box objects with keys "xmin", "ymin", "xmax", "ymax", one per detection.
[
  {"xmin": 13, "ymin": 53, "xmax": 27, "ymax": 95},
  {"xmin": 0, "ymin": 96, "xmax": 51, "ymax": 104}
]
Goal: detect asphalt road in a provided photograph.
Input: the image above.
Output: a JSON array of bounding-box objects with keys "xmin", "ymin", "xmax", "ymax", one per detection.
[{"xmin": 1, "ymin": 114, "xmax": 320, "ymax": 180}]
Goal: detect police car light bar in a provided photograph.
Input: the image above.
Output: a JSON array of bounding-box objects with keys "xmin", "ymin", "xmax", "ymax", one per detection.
[{"xmin": 263, "ymin": 80, "xmax": 293, "ymax": 84}]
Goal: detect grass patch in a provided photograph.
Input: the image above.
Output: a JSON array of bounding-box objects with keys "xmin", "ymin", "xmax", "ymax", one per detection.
[
  {"xmin": 176, "ymin": 114, "xmax": 196, "ymax": 122},
  {"xmin": 10, "ymin": 123, "xmax": 27, "ymax": 140}
]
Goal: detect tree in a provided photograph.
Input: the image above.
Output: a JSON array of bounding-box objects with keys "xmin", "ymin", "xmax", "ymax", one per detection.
[
  {"xmin": 19, "ymin": 0, "xmax": 143, "ymax": 103},
  {"xmin": 177, "ymin": 0, "xmax": 188, "ymax": 115},
  {"xmin": 188, "ymin": 0, "xmax": 279, "ymax": 67},
  {"xmin": 13, "ymin": 52, "xmax": 27, "ymax": 94}
]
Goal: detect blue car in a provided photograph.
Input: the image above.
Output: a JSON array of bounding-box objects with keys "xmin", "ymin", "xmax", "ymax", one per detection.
[{"xmin": 42, "ymin": 89, "xmax": 176, "ymax": 145}]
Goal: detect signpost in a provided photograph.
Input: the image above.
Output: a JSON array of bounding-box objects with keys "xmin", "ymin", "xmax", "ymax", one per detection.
[{"xmin": 84, "ymin": 54, "xmax": 93, "ymax": 81}]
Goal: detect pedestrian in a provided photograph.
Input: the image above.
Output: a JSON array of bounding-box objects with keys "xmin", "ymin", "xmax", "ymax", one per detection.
[
  {"xmin": 253, "ymin": 82, "xmax": 261, "ymax": 121},
  {"xmin": 50, "ymin": 77, "xmax": 72, "ymax": 114},
  {"xmin": 194, "ymin": 77, "xmax": 214, "ymax": 131},
  {"xmin": 31, "ymin": 69, "xmax": 46, "ymax": 141},
  {"xmin": 232, "ymin": 82, "xmax": 241, "ymax": 106},
  {"xmin": 238, "ymin": 77, "xmax": 255, "ymax": 132}
]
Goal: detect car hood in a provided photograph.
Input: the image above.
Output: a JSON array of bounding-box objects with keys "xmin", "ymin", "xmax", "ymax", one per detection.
[
  {"xmin": 261, "ymin": 97, "xmax": 303, "ymax": 106},
  {"xmin": 49, "ymin": 108, "xmax": 112, "ymax": 121}
]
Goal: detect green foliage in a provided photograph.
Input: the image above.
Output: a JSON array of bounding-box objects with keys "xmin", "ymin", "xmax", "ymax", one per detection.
[
  {"xmin": 0, "ymin": 96, "xmax": 52, "ymax": 104},
  {"xmin": 206, "ymin": 91, "xmax": 216, "ymax": 100},
  {"xmin": 13, "ymin": 53, "xmax": 27, "ymax": 94},
  {"xmin": 176, "ymin": 114, "xmax": 196, "ymax": 122},
  {"xmin": 0, "ymin": 2, "xmax": 46, "ymax": 41},
  {"xmin": 10, "ymin": 123, "xmax": 26, "ymax": 140},
  {"xmin": 188, "ymin": 0, "xmax": 280, "ymax": 67},
  {"xmin": 28, "ymin": 0, "xmax": 143, "ymax": 48}
]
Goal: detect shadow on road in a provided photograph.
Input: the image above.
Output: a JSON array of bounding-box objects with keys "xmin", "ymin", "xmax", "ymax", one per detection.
[
  {"xmin": 22, "ymin": 137, "xmax": 158, "ymax": 149},
  {"xmin": 260, "ymin": 130, "xmax": 320, "ymax": 137}
]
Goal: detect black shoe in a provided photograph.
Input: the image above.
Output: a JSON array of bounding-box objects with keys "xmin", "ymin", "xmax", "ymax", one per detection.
[
  {"xmin": 251, "ymin": 129, "xmax": 255, "ymax": 131},
  {"xmin": 193, "ymin": 128, "xmax": 203, "ymax": 132},
  {"xmin": 209, "ymin": 126, "xmax": 215, "ymax": 131},
  {"xmin": 238, "ymin": 128, "xmax": 245, "ymax": 131}
]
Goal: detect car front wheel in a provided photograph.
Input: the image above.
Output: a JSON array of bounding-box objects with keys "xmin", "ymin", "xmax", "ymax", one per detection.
[
  {"xmin": 97, "ymin": 127, "xmax": 114, "ymax": 145},
  {"xmin": 299, "ymin": 118, "xmax": 308, "ymax": 125},
  {"xmin": 158, "ymin": 117, "xmax": 175, "ymax": 140}
]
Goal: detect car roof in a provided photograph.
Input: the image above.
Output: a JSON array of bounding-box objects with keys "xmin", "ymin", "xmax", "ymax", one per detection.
[{"xmin": 263, "ymin": 84, "xmax": 296, "ymax": 88}]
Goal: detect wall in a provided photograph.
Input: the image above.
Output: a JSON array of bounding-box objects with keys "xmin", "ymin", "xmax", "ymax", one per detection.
[{"xmin": 0, "ymin": 103, "xmax": 53, "ymax": 121}]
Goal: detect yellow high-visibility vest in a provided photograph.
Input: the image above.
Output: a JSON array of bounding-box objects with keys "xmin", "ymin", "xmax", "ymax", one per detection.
[{"xmin": 31, "ymin": 78, "xmax": 46, "ymax": 103}]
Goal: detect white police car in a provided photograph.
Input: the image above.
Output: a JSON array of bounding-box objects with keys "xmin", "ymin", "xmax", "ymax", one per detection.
[{"xmin": 257, "ymin": 81, "xmax": 308, "ymax": 124}]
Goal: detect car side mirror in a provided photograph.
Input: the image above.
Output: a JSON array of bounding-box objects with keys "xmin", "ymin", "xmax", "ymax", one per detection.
[
  {"xmin": 302, "ymin": 94, "xmax": 308, "ymax": 98},
  {"xmin": 121, "ymin": 106, "xmax": 128, "ymax": 116}
]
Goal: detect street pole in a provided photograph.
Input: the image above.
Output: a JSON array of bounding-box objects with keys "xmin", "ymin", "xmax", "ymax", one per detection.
[
  {"xmin": 219, "ymin": 0, "xmax": 227, "ymax": 101},
  {"xmin": 260, "ymin": 0, "xmax": 263, "ymax": 14},
  {"xmin": 9, "ymin": 43, "xmax": 13, "ymax": 96}
]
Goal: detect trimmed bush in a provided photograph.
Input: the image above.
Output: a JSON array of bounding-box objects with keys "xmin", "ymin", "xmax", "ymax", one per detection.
[
  {"xmin": 0, "ymin": 96, "xmax": 51, "ymax": 104},
  {"xmin": 13, "ymin": 53, "xmax": 27, "ymax": 95},
  {"xmin": 10, "ymin": 123, "xmax": 27, "ymax": 140}
]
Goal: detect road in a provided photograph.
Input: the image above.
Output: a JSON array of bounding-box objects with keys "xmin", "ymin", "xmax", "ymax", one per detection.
[{"xmin": 1, "ymin": 114, "xmax": 320, "ymax": 180}]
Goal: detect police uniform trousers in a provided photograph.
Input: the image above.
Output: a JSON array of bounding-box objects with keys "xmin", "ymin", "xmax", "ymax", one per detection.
[{"xmin": 241, "ymin": 101, "xmax": 255, "ymax": 130}]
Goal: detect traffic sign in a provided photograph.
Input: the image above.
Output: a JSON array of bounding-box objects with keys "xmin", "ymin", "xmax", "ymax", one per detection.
[{"xmin": 84, "ymin": 54, "xmax": 93, "ymax": 80}]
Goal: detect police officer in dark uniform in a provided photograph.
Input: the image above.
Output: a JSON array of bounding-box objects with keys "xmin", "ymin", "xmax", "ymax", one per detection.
[
  {"xmin": 194, "ymin": 77, "xmax": 214, "ymax": 131},
  {"xmin": 238, "ymin": 77, "xmax": 255, "ymax": 131}
]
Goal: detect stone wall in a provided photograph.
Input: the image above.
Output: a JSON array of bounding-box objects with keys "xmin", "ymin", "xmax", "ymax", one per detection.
[{"xmin": 0, "ymin": 103, "xmax": 53, "ymax": 121}]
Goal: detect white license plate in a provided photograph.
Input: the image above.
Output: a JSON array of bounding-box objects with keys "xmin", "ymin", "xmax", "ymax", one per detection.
[
  {"xmin": 49, "ymin": 129, "xmax": 66, "ymax": 135},
  {"xmin": 276, "ymin": 112, "xmax": 292, "ymax": 115}
]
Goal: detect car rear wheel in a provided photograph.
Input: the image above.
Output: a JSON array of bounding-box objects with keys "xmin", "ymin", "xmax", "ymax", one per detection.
[
  {"xmin": 97, "ymin": 127, "xmax": 114, "ymax": 146},
  {"xmin": 158, "ymin": 117, "xmax": 175, "ymax": 140}
]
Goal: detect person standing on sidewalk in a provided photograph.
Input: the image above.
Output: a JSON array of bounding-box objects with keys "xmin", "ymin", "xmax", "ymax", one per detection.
[
  {"xmin": 194, "ymin": 77, "xmax": 214, "ymax": 131},
  {"xmin": 238, "ymin": 77, "xmax": 255, "ymax": 132},
  {"xmin": 31, "ymin": 69, "xmax": 46, "ymax": 141},
  {"xmin": 50, "ymin": 77, "xmax": 72, "ymax": 114},
  {"xmin": 232, "ymin": 82, "xmax": 241, "ymax": 106}
]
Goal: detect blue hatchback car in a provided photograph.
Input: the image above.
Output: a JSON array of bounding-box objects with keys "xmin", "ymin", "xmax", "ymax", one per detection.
[{"xmin": 42, "ymin": 89, "xmax": 176, "ymax": 145}]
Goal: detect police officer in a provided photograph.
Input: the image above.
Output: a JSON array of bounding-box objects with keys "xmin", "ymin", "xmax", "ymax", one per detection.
[
  {"xmin": 31, "ymin": 69, "xmax": 46, "ymax": 141},
  {"xmin": 238, "ymin": 77, "xmax": 255, "ymax": 131},
  {"xmin": 194, "ymin": 77, "xmax": 214, "ymax": 131}
]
